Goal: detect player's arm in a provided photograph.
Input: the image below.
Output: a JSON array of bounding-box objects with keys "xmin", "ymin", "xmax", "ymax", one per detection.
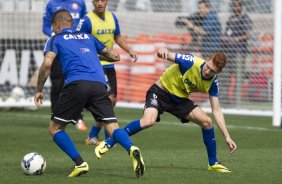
[
  {"xmin": 209, "ymin": 95, "xmax": 237, "ymax": 154},
  {"xmin": 42, "ymin": 3, "xmax": 53, "ymax": 37},
  {"xmin": 112, "ymin": 13, "xmax": 137, "ymax": 62},
  {"xmin": 156, "ymin": 48, "xmax": 176, "ymax": 61},
  {"xmin": 34, "ymin": 51, "xmax": 56, "ymax": 109},
  {"xmin": 99, "ymin": 47, "xmax": 120, "ymax": 62}
]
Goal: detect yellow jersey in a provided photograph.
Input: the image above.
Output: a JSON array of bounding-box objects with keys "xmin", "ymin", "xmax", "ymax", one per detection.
[
  {"xmin": 160, "ymin": 53, "xmax": 219, "ymax": 98},
  {"xmin": 77, "ymin": 11, "xmax": 119, "ymax": 66}
]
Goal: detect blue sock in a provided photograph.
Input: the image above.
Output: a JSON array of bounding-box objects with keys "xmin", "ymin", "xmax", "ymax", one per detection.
[
  {"xmin": 53, "ymin": 130, "xmax": 80, "ymax": 161},
  {"xmin": 106, "ymin": 120, "xmax": 142, "ymax": 148},
  {"xmin": 202, "ymin": 127, "xmax": 218, "ymax": 166},
  {"xmin": 112, "ymin": 128, "xmax": 134, "ymax": 152},
  {"xmin": 88, "ymin": 125, "xmax": 101, "ymax": 138}
]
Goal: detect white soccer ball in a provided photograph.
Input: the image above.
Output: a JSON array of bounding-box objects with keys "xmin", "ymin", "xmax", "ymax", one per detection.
[{"xmin": 21, "ymin": 152, "xmax": 46, "ymax": 175}]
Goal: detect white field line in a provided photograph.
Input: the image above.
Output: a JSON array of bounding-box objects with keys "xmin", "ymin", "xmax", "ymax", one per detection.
[{"xmin": 3, "ymin": 112, "xmax": 281, "ymax": 132}]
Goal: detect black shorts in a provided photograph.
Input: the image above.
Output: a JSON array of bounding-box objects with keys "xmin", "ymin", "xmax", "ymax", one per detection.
[
  {"xmin": 145, "ymin": 84, "xmax": 198, "ymax": 123},
  {"xmin": 51, "ymin": 80, "xmax": 117, "ymax": 125},
  {"xmin": 103, "ymin": 67, "xmax": 117, "ymax": 97}
]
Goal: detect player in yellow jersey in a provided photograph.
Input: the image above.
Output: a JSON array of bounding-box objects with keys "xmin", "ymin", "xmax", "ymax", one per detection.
[
  {"xmin": 76, "ymin": 0, "xmax": 138, "ymax": 145},
  {"xmin": 95, "ymin": 48, "xmax": 237, "ymax": 173}
]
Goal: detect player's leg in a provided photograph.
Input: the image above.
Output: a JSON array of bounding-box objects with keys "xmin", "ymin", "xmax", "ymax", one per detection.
[
  {"xmin": 96, "ymin": 84, "xmax": 161, "ymax": 155},
  {"xmin": 86, "ymin": 68, "xmax": 116, "ymax": 145},
  {"xmin": 187, "ymin": 107, "xmax": 231, "ymax": 173},
  {"xmin": 50, "ymin": 82, "xmax": 90, "ymax": 177},
  {"xmin": 88, "ymin": 82, "xmax": 144, "ymax": 177}
]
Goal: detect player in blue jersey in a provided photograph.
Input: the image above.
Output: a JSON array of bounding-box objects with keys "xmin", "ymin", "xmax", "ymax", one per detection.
[
  {"xmin": 42, "ymin": 0, "xmax": 87, "ymax": 130},
  {"xmin": 35, "ymin": 9, "xmax": 144, "ymax": 178},
  {"xmin": 76, "ymin": 0, "xmax": 138, "ymax": 145},
  {"xmin": 95, "ymin": 48, "xmax": 237, "ymax": 173}
]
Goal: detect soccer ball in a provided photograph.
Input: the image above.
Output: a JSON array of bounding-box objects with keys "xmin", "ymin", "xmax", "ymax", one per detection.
[{"xmin": 21, "ymin": 152, "xmax": 46, "ymax": 175}]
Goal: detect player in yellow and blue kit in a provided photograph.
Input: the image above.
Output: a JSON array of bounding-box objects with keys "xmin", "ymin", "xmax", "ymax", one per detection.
[
  {"xmin": 76, "ymin": 0, "xmax": 138, "ymax": 145},
  {"xmin": 96, "ymin": 48, "xmax": 237, "ymax": 173}
]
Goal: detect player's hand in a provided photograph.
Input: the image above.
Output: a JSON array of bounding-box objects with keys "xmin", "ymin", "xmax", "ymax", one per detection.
[
  {"xmin": 225, "ymin": 137, "xmax": 237, "ymax": 154},
  {"xmin": 157, "ymin": 48, "xmax": 169, "ymax": 60},
  {"xmin": 34, "ymin": 92, "xmax": 44, "ymax": 109},
  {"xmin": 129, "ymin": 50, "xmax": 138, "ymax": 62}
]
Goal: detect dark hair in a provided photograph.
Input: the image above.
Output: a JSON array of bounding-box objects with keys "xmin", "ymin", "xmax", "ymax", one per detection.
[
  {"xmin": 51, "ymin": 9, "xmax": 73, "ymax": 25},
  {"xmin": 232, "ymin": 0, "xmax": 242, "ymax": 7},
  {"xmin": 198, "ymin": 0, "xmax": 211, "ymax": 7},
  {"xmin": 210, "ymin": 52, "xmax": 227, "ymax": 71}
]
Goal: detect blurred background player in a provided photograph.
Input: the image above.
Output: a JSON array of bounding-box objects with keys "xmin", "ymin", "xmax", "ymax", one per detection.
[
  {"xmin": 220, "ymin": 0, "xmax": 253, "ymax": 104},
  {"xmin": 96, "ymin": 48, "xmax": 237, "ymax": 173},
  {"xmin": 42, "ymin": 0, "xmax": 87, "ymax": 130},
  {"xmin": 35, "ymin": 9, "xmax": 145, "ymax": 177},
  {"xmin": 76, "ymin": 0, "xmax": 138, "ymax": 144},
  {"xmin": 179, "ymin": 0, "xmax": 221, "ymax": 58}
]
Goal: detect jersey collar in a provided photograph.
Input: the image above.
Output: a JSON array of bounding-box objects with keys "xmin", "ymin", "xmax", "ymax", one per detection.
[{"xmin": 60, "ymin": 27, "xmax": 74, "ymax": 34}]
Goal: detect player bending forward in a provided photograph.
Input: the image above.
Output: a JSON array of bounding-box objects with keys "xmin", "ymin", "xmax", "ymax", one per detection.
[{"xmin": 95, "ymin": 48, "xmax": 237, "ymax": 173}]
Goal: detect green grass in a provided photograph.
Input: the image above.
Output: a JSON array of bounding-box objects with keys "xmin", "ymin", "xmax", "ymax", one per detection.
[{"xmin": 0, "ymin": 107, "xmax": 282, "ymax": 184}]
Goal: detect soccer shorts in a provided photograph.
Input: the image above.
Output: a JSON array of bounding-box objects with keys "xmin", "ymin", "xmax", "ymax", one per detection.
[
  {"xmin": 50, "ymin": 57, "xmax": 64, "ymax": 112},
  {"xmin": 103, "ymin": 67, "xmax": 117, "ymax": 97},
  {"xmin": 51, "ymin": 81, "xmax": 117, "ymax": 125},
  {"xmin": 144, "ymin": 84, "xmax": 198, "ymax": 123}
]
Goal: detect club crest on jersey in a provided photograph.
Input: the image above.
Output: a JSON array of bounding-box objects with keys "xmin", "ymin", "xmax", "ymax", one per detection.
[
  {"xmin": 64, "ymin": 34, "xmax": 90, "ymax": 40},
  {"xmin": 72, "ymin": 3, "xmax": 78, "ymax": 10}
]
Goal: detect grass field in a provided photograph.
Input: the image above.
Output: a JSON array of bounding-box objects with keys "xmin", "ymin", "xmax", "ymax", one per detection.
[{"xmin": 1, "ymin": 107, "xmax": 282, "ymax": 184}]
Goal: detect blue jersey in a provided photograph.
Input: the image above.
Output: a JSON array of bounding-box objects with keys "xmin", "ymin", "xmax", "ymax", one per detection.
[
  {"xmin": 44, "ymin": 28, "xmax": 106, "ymax": 86},
  {"xmin": 43, "ymin": 0, "xmax": 86, "ymax": 37}
]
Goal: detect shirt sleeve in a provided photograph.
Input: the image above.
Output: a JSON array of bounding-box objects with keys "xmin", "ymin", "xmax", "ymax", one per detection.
[
  {"xmin": 208, "ymin": 77, "xmax": 219, "ymax": 97},
  {"xmin": 80, "ymin": 0, "xmax": 87, "ymax": 17},
  {"xmin": 174, "ymin": 53, "xmax": 194, "ymax": 75},
  {"xmin": 91, "ymin": 35, "xmax": 106, "ymax": 53},
  {"xmin": 44, "ymin": 37, "xmax": 58, "ymax": 55},
  {"xmin": 76, "ymin": 16, "xmax": 92, "ymax": 33},
  {"xmin": 112, "ymin": 13, "xmax": 120, "ymax": 35},
  {"xmin": 42, "ymin": 3, "xmax": 53, "ymax": 37}
]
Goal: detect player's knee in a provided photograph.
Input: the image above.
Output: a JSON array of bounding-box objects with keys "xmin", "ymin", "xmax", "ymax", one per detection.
[
  {"xmin": 200, "ymin": 116, "xmax": 212, "ymax": 129},
  {"xmin": 140, "ymin": 117, "xmax": 156, "ymax": 128}
]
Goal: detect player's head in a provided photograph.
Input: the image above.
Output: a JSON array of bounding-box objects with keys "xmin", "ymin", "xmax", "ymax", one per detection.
[
  {"xmin": 232, "ymin": 0, "xmax": 242, "ymax": 15},
  {"xmin": 198, "ymin": 0, "xmax": 211, "ymax": 17},
  {"xmin": 93, "ymin": 0, "xmax": 108, "ymax": 14},
  {"xmin": 51, "ymin": 9, "xmax": 73, "ymax": 34},
  {"xmin": 202, "ymin": 52, "xmax": 227, "ymax": 78}
]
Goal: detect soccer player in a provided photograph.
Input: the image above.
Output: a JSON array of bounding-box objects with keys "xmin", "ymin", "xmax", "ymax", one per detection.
[
  {"xmin": 42, "ymin": 0, "xmax": 87, "ymax": 130},
  {"xmin": 34, "ymin": 9, "xmax": 145, "ymax": 177},
  {"xmin": 76, "ymin": 0, "xmax": 138, "ymax": 145},
  {"xmin": 96, "ymin": 48, "xmax": 237, "ymax": 173}
]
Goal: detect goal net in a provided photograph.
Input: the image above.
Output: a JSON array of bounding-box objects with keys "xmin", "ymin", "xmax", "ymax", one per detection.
[{"xmin": 0, "ymin": 0, "xmax": 279, "ymax": 117}]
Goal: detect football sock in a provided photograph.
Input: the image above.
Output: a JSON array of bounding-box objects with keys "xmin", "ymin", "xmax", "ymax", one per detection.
[
  {"xmin": 112, "ymin": 128, "xmax": 134, "ymax": 152},
  {"xmin": 53, "ymin": 130, "xmax": 82, "ymax": 165},
  {"xmin": 88, "ymin": 124, "xmax": 101, "ymax": 138},
  {"xmin": 202, "ymin": 127, "xmax": 218, "ymax": 166},
  {"xmin": 106, "ymin": 120, "xmax": 142, "ymax": 148}
]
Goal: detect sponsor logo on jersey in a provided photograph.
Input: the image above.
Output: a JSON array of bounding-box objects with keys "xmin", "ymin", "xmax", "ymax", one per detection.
[
  {"xmin": 184, "ymin": 79, "xmax": 197, "ymax": 89},
  {"xmin": 97, "ymin": 29, "xmax": 115, "ymax": 35},
  {"xmin": 64, "ymin": 34, "xmax": 90, "ymax": 40}
]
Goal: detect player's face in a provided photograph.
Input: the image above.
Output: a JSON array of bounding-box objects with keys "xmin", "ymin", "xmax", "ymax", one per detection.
[
  {"xmin": 93, "ymin": 0, "xmax": 107, "ymax": 13},
  {"xmin": 232, "ymin": 2, "xmax": 242, "ymax": 15},
  {"xmin": 198, "ymin": 3, "xmax": 209, "ymax": 17},
  {"xmin": 202, "ymin": 59, "xmax": 220, "ymax": 78}
]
